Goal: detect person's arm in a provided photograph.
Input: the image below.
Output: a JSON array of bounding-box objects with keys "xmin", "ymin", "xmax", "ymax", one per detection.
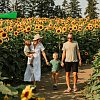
[
  {"xmin": 76, "ymin": 42, "xmax": 82, "ymax": 66},
  {"xmin": 24, "ymin": 46, "xmax": 33, "ymax": 58},
  {"xmin": 41, "ymin": 50, "xmax": 49, "ymax": 65},
  {"xmin": 61, "ymin": 50, "xmax": 66, "ymax": 67},
  {"xmin": 40, "ymin": 43, "xmax": 49, "ymax": 65},
  {"xmin": 77, "ymin": 50, "xmax": 82, "ymax": 66}
]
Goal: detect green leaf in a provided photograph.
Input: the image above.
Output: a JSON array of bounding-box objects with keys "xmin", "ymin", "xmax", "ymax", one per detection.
[
  {"xmin": 14, "ymin": 85, "xmax": 26, "ymax": 93},
  {"xmin": 0, "ymin": 85, "xmax": 12, "ymax": 95},
  {"xmin": 6, "ymin": 86, "xmax": 18, "ymax": 96},
  {"xmin": 0, "ymin": 84, "xmax": 18, "ymax": 96}
]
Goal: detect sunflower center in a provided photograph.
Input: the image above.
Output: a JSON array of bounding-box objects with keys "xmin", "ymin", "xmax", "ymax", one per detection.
[
  {"xmin": 2, "ymin": 33, "xmax": 6, "ymax": 37},
  {"xmin": 24, "ymin": 91, "xmax": 29, "ymax": 97},
  {"xmin": 40, "ymin": 26, "xmax": 42, "ymax": 29}
]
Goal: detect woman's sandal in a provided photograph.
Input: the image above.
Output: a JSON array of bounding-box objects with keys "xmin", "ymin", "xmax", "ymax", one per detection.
[
  {"xmin": 64, "ymin": 88, "xmax": 71, "ymax": 93},
  {"xmin": 73, "ymin": 87, "xmax": 78, "ymax": 92}
]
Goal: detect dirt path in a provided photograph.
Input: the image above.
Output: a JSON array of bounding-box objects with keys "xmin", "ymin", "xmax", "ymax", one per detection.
[{"xmin": 36, "ymin": 64, "xmax": 93, "ymax": 100}]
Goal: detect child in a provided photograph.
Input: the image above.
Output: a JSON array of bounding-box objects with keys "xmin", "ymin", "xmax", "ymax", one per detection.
[
  {"xmin": 49, "ymin": 52, "xmax": 61, "ymax": 90},
  {"xmin": 24, "ymin": 39, "xmax": 34, "ymax": 67}
]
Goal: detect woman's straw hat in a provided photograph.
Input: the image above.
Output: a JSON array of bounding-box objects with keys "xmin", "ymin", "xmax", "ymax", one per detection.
[{"xmin": 33, "ymin": 34, "xmax": 43, "ymax": 40}]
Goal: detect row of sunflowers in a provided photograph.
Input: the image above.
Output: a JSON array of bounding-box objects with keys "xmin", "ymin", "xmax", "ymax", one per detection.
[
  {"xmin": 0, "ymin": 16, "xmax": 100, "ymax": 80},
  {"xmin": 0, "ymin": 16, "xmax": 100, "ymax": 44}
]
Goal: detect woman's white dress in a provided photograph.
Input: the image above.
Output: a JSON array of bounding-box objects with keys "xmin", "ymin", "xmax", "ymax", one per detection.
[{"xmin": 24, "ymin": 42, "xmax": 45, "ymax": 82}]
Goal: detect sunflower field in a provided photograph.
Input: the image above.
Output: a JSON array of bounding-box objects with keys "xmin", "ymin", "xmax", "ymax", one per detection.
[
  {"xmin": 0, "ymin": 17, "xmax": 100, "ymax": 80},
  {"xmin": 85, "ymin": 50, "xmax": 100, "ymax": 100}
]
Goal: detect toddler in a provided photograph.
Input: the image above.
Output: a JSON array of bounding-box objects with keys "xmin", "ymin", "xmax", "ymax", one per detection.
[
  {"xmin": 24, "ymin": 39, "xmax": 34, "ymax": 67},
  {"xmin": 49, "ymin": 52, "xmax": 61, "ymax": 90}
]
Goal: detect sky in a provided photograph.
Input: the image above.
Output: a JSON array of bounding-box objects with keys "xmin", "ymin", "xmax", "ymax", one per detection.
[{"xmin": 55, "ymin": 0, "xmax": 100, "ymax": 18}]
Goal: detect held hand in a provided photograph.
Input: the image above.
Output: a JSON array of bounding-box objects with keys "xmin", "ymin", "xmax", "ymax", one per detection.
[
  {"xmin": 46, "ymin": 60, "xmax": 49, "ymax": 66},
  {"xmin": 61, "ymin": 62, "xmax": 64, "ymax": 67},
  {"xmin": 79, "ymin": 60, "xmax": 82, "ymax": 66}
]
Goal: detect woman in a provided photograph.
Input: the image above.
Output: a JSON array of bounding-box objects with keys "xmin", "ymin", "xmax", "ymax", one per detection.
[{"xmin": 24, "ymin": 34, "xmax": 49, "ymax": 83}]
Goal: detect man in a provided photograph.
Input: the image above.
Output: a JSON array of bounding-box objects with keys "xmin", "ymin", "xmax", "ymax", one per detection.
[{"xmin": 61, "ymin": 33, "xmax": 82, "ymax": 93}]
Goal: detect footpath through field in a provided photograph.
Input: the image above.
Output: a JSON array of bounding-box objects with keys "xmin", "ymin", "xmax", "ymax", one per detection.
[{"xmin": 36, "ymin": 64, "xmax": 93, "ymax": 100}]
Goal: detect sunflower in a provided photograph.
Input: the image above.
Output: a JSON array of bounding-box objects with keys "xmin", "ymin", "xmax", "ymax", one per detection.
[
  {"xmin": 5, "ymin": 37, "xmax": 9, "ymax": 41},
  {"xmin": 14, "ymin": 31, "xmax": 19, "ymax": 36},
  {"xmin": 44, "ymin": 27, "xmax": 49, "ymax": 32},
  {"xmin": 62, "ymin": 26, "xmax": 67, "ymax": 33},
  {"xmin": 67, "ymin": 17, "xmax": 71, "ymax": 22},
  {"xmin": 96, "ymin": 19, "xmax": 99, "ymax": 23},
  {"xmin": 79, "ymin": 18, "xmax": 84, "ymax": 21},
  {"xmin": 54, "ymin": 24, "xmax": 57, "ymax": 27},
  {"xmin": 38, "ymin": 24, "xmax": 44, "ymax": 31},
  {"xmin": 39, "ymin": 20, "xmax": 44, "ymax": 24},
  {"xmin": 22, "ymin": 29, "xmax": 27, "ymax": 33},
  {"xmin": 1, "ymin": 32, "xmax": 7, "ymax": 38},
  {"xmin": 0, "ymin": 38, "xmax": 3, "ymax": 44},
  {"xmin": 17, "ymin": 28, "xmax": 23, "ymax": 33},
  {"xmin": 93, "ymin": 19, "xmax": 97, "ymax": 23},
  {"xmin": 56, "ymin": 20, "xmax": 60, "ymax": 25},
  {"xmin": 26, "ymin": 26, "xmax": 31, "ymax": 32},
  {"xmin": 78, "ymin": 26, "xmax": 82, "ymax": 32},
  {"xmin": 85, "ymin": 26, "xmax": 89, "ymax": 30},
  {"xmin": 34, "ymin": 24, "xmax": 39, "ymax": 31},
  {"xmin": 83, "ymin": 21, "xmax": 87, "ymax": 25},
  {"xmin": 88, "ymin": 23, "xmax": 93, "ymax": 27},
  {"xmin": 88, "ymin": 26, "xmax": 93, "ymax": 30},
  {"xmin": 72, "ymin": 25, "xmax": 77, "ymax": 31},
  {"xmin": 94, "ymin": 24, "xmax": 99, "ymax": 29},
  {"xmin": 68, "ymin": 26, "xmax": 72, "ymax": 31},
  {"xmin": 21, "ymin": 85, "xmax": 34, "ymax": 100},
  {"xmin": 43, "ymin": 18, "xmax": 48, "ymax": 22},
  {"xmin": 17, "ymin": 24, "xmax": 22, "ymax": 29},
  {"xmin": 35, "ymin": 20, "xmax": 39, "ymax": 24},
  {"xmin": 4, "ymin": 95, "xmax": 9, "ymax": 100},
  {"xmin": 56, "ymin": 27, "xmax": 62, "ymax": 34},
  {"xmin": 65, "ymin": 24, "xmax": 68, "ymax": 27},
  {"xmin": 93, "ymin": 56, "xmax": 96, "ymax": 60},
  {"xmin": 48, "ymin": 22, "xmax": 53, "ymax": 27},
  {"xmin": 61, "ymin": 21, "xmax": 65, "ymax": 25},
  {"xmin": 85, "ymin": 52, "xmax": 89, "ymax": 56},
  {"xmin": 0, "ymin": 28, "xmax": 4, "ymax": 33},
  {"xmin": 8, "ymin": 26, "xmax": 13, "ymax": 32},
  {"xmin": 90, "ymin": 20, "xmax": 94, "ymax": 23},
  {"xmin": 71, "ymin": 21, "xmax": 75, "ymax": 25}
]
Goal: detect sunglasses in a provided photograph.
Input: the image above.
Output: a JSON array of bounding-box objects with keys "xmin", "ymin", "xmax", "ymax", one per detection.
[{"xmin": 68, "ymin": 38, "xmax": 72, "ymax": 39}]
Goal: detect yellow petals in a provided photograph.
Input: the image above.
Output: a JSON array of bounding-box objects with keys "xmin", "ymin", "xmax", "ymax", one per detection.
[
  {"xmin": 4, "ymin": 95, "xmax": 9, "ymax": 100},
  {"xmin": 14, "ymin": 31, "xmax": 19, "ymax": 36},
  {"xmin": 0, "ymin": 38, "xmax": 3, "ymax": 44},
  {"xmin": 21, "ymin": 85, "xmax": 34, "ymax": 100},
  {"xmin": 56, "ymin": 27, "xmax": 62, "ymax": 34}
]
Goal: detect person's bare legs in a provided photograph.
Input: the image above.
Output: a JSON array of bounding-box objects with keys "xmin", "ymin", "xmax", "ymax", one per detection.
[
  {"xmin": 52, "ymin": 72, "xmax": 58, "ymax": 90},
  {"xmin": 52, "ymin": 72, "xmax": 56, "ymax": 85},
  {"xmin": 66, "ymin": 72, "xmax": 71, "ymax": 90},
  {"xmin": 55, "ymin": 72, "xmax": 59, "ymax": 85},
  {"xmin": 73, "ymin": 72, "xmax": 77, "ymax": 91}
]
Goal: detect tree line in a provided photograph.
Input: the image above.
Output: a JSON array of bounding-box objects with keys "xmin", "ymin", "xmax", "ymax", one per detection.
[{"xmin": 0, "ymin": 0, "xmax": 99, "ymax": 19}]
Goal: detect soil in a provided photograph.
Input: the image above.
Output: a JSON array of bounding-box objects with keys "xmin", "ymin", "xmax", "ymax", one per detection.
[{"xmin": 35, "ymin": 64, "xmax": 93, "ymax": 100}]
